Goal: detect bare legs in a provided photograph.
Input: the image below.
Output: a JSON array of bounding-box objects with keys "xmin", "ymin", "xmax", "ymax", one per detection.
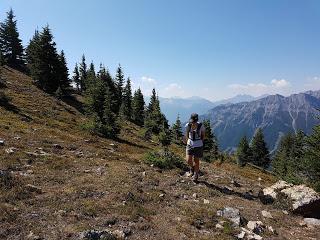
[{"xmin": 186, "ymin": 154, "xmax": 200, "ymax": 180}]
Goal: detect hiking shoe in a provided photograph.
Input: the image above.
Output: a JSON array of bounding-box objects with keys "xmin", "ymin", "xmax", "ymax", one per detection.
[
  {"xmin": 192, "ymin": 172, "xmax": 199, "ymax": 182},
  {"xmin": 185, "ymin": 167, "xmax": 194, "ymax": 177}
]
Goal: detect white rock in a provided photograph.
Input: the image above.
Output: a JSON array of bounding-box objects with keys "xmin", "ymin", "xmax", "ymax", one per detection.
[
  {"xmin": 192, "ymin": 193, "xmax": 197, "ymax": 198},
  {"xmin": 267, "ymin": 225, "xmax": 275, "ymax": 233},
  {"xmin": 159, "ymin": 193, "xmax": 165, "ymax": 198},
  {"xmin": 142, "ymin": 171, "xmax": 146, "ymax": 177},
  {"xmin": 215, "ymin": 223, "xmax": 223, "ymax": 229},
  {"xmin": 0, "ymin": 139, "xmax": 5, "ymax": 145},
  {"xmin": 203, "ymin": 199, "xmax": 210, "ymax": 204},
  {"xmin": 5, "ymin": 147, "xmax": 16, "ymax": 154},
  {"xmin": 217, "ymin": 207, "xmax": 241, "ymax": 226},
  {"xmin": 282, "ymin": 210, "xmax": 289, "ymax": 215},
  {"xmin": 261, "ymin": 210, "xmax": 273, "ymax": 219},
  {"xmin": 237, "ymin": 231, "xmax": 246, "ymax": 239},
  {"xmin": 303, "ymin": 218, "xmax": 320, "ymax": 226},
  {"xmin": 247, "ymin": 221, "xmax": 265, "ymax": 234}
]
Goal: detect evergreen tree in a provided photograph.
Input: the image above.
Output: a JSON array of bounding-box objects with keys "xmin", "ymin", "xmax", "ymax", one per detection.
[
  {"xmin": 145, "ymin": 88, "xmax": 164, "ymax": 134},
  {"xmin": 79, "ymin": 54, "xmax": 87, "ymax": 92},
  {"xmin": 114, "ymin": 64, "xmax": 125, "ymax": 113},
  {"xmin": 85, "ymin": 62, "xmax": 96, "ymax": 92},
  {"xmin": 203, "ymin": 119, "xmax": 219, "ymax": 161},
  {"xmin": 250, "ymin": 128, "xmax": 270, "ymax": 168},
  {"xmin": 26, "ymin": 25, "xmax": 60, "ymax": 93},
  {"xmin": 303, "ymin": 125, "xmax": 320, "ymax": 191},
  {"xmin": 98, "ymin": 65, "xmax": 117, "ymax": 114},
  {"xmin": 132, "ymin": 88, "xmax": 145, "ymax": 126},
  {"xmin": 72, "ymin": 63, "xmax": 80, "ymax": 92},
  {"xmin": 236, "ymin": 135, "xmax": 252, "ymax": 166},
  {"xmin": 171, "ymin": 114, "xmax": 183, "ymax": 143},
  {"xmin": 0, "ymin": 9, "xmax": 25, "ymax": 70},
  {"xmin": 102, "ymin": 86, "xmax": 120, "ymax": 137},
  {"xmin": 25, "ymin": 30, "xmax": 40, "ymax": 75},
  {"xmin": 121, "ymin": 78, "xmax": 133, "ymax": 119},
  {"xmin": 57, "ymin": 50, "xmax": 70, "ymax": 93}
]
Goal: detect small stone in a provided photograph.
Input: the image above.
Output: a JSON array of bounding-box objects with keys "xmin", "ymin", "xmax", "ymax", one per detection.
[
  {"xmin": 247, "ymin": 221, "xmax": 265, "ymax": 234},
  {"xmin": 215, "ymin": 223, "xmax": 223, "ymax": 229},
  {"xmin": 261, "ymin": 210, "xmax": 273, "ymax": 219},
  {"xmin": 53, "ymin": 144, "xmax": 63, "ymax": 149},
  {"xmin": 282, "ymin": 210, "xmax": 289, "ymax": 215},
  {"xmin": 232, "ymin": 180, "xmax": 241, "ymax": 187},
  {"xmin": 267, "ymin": 225, "xmax": 275, "ymax": 233},
  {"xmin": 142, "ymin": 171, "xmax": 146, "ymax": 177},
  {"xmin": 203, "ymin": 199, "xmax": 210, "ymax": 204},
  {"xmin": 5, "ymin": 147, "xmax": 16, "ymax": 154},
  {"xmin": 159, "ymin": 193, "xmax": 165, "ymax": 198},
  {"xmin": 112, "ymin": 229, "xmax": 125, "ymax": 239},
  {"xmin": 237, "ymin": 231, "xmax": 246, "ymax": 239},
  {"xmin": 192, "ymin": 193, "xmax": 197, "ymax": 198},
  {"xmin": 25, "ymin": 184, "xmax": 42, "ymax": 194},
  {"xmin": 176, "ymin": 217, "xmax": 181, "ymax": 222},
  {"xmin": 14, "ymin": 136, "xmax": 21, "ymax": 140},
  {"xmin": 84, "ymin": 169, "xmax": 91, "ymax": 173},
  {"xmin": 0, "ymin": 139, "xmax": 5, "ymax": 146}
]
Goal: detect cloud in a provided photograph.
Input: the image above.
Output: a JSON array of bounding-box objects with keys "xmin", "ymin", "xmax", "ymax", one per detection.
[
  {"xmin": 163, "ymin": 83, "xmax": 186, "ymax": 97},
  {"xmin": 228, "ymin": 79, "xmax": 291, "ymax": 96},
  {"xmin": 141, "ymin": 76, "xmax": 157, "ymax": 84},
  {"xmin": 303, "ymin": 76, "xmax": 320, "ymax": 91}
]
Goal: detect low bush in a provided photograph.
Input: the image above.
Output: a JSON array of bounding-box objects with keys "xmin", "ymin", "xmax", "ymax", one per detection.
[{"xmin": 144, "ymin": 150, "xmax": 186, "ymax": 170}]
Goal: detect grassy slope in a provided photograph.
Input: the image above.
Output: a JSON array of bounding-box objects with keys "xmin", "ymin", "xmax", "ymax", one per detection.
[{"xmin": 0, "ymin": 67, "xmax": 319, "ymax": 240}]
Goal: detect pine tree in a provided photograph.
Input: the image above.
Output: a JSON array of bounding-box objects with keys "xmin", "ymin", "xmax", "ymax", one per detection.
[
  {"xmin": 122, "ymin": 78, "xmax": 133, "ymax": 120},
  {"xmin": 145, "ymin": 88, "xmax": 164, "ymax": 134},
  {"xmin": 26, "ymin": 25, "xmax": 60, "ymax": 93},
  {"xmin": 171, "ymin": 114, "xmax": 183, "ymax": 143},
  {"xmin": 203, "ymin": 119, "xmax": 219, "ymax": 161},
  {"xmin": 25, "ymin": 30, "xmax": 40, "ymax": 76},
  {"xmin": 79, "ymin": 54, "xmax": 87, "ymax": 92},
  {"xmin": 98, "ymin": 65, "xmax": 117, "ymax": 114},
  {"xmin": 250, "ymin": 128, "xmax": 270, "ymax": 168},
  {"xmin": 132, "ymin": 88, "xmax": 145, "ymax": 126},
  {"xmin": 72, "ymin": 63, "xmax": 80, "ymax": 92},
  {"xmin": 114, "ymin": 64, "xmax": 125, "ymax": 113},
  {"xmin": 0, "ymin": 9, "xmax": 25, "ymax": 70},
  {"xmin": 85, "ymin": 62, "xmax": 96, "ymax": 92},
  {"xmin": 57, "ymin": 50, "xmax": 70, "ymax": 93},
  {"xmin": 303, "ymin": 125, "xmax": 320, "ymax": 191},
  {"xmin": 102, "ymin": 86, "xmax": 120, "ymax": 137},
  {"xmin": 236, "ymin": 135, "xmax": 252, "ymax": 166}
]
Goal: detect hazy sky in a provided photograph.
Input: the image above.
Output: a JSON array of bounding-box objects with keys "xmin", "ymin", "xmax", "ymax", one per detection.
[{"xmin": 1, "ymin": 0, "xmax": 320, "ymax": 101}]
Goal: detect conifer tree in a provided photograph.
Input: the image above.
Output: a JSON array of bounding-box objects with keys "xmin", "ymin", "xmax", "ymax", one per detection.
[
  {"xmin": 0, "ymin": 9, "xmax": 25, "ymax": 70},
  {"xmin": 98, "ymin": 65, "xmax": 117, "ymax": 114},
  {"xmin": 250, "ymin": 128, "xmax": 270, "ymax": 168},
  {"xmin": 172, "ymin": 114, "xmax": 183, "ymax": 143},
  {"xmin": 102, "ymin": 86, "xmax": 120, "ymax": 137},
  {"xmin": 25, "ymin": 30, "xmax": 40, "ymax": 75},
  {"xmin": 26, "ymin": 25, "xmax": 60, "ymax": 93},
  {"xmin": 79, "ymin": 54, "xmax": 87, "ymax": 92},
  {"xmin": 0, "ymin": 50, "xmax": 4, "ymax": 66},
  {"xmin": 302, "ymin": 126, "xmax": 320, "ymax": 191},
  {"xmin": 57, "ymin": 50, "xmax": 70, "ymax": 93},
  {"xmin": 203, "ymin": 119, "xmax": 219, "ymax": 161},
  {"xmin": 122, "ymin": 78, "xmax": 133, "ymax": 120},
  {"xmin": 236, "ymin": 135, "xmax": 252, "ymax": 166},
  {"xmin": 114, "ymin": 64, "xmax": 125, "ymax": 113},
  {"xmin": 72, "ymin": 63, "xmax": 80, "ymax": 92},
  {"xmin": 132, "ymin": 88, "xmax": 145, "ymax": 126}
]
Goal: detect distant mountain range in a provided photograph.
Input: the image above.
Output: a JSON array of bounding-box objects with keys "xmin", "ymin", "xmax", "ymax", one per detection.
[
  {"xmin": 154, "ymin": 94, "xmax": 265, "ymax": 123},
  {"xmin": 201, "ymin": 90, "xmax": 320, "ymax": 152}
]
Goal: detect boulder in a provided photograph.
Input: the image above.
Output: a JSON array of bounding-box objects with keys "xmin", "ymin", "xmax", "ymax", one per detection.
[
  {"xmin": 79, "ymin": 229, "xmax": 116, "ymax": 240},
  {"xmin": 303, "ymin": 218, "xmax": 320, "ymax": 226},
  {"xmin": 217, "ymin": 207, "xmax": 245, "ymax": 227},
  {"xmin": 261, "ymin": 181, "xmax": 320, "ymax": 218}
]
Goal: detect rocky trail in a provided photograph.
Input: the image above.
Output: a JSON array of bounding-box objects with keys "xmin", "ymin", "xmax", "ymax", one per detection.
[{"xmin": 1, "ymin": 67, "xmax": 320, "ymax": 239}]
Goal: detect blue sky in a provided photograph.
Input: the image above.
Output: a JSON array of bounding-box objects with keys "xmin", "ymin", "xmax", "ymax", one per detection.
[{"xmin": 1, "ymin": 0, "xmax": 320, "ymax": 101}]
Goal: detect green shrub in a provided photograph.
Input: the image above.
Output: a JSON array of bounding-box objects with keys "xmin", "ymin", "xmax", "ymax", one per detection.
[{"xmin": 144, "ymin": 150, "xmax": 186, "ymax": 170}]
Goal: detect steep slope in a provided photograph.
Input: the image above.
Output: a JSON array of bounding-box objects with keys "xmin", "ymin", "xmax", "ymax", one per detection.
[
  {"xmin": 0, "ymin": 67, "xmax": 319, "ymax": 240},
  {"xmin": 202, "ymin": 92, "xmax": 320, "ymax": 152}
]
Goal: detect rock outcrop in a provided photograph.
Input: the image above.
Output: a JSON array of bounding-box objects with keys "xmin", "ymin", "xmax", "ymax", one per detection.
[{"xmin": 261, "ymin": 181, "xmax": 320, "ymax": 218}]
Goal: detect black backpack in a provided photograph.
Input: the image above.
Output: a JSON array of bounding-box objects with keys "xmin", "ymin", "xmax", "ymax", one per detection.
[{"xmin": 186, "ymin": 122, "xmax": 202, "ymax": 141}]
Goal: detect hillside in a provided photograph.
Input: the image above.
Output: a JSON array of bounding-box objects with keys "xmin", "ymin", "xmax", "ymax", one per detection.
[
  {"xmin": 0, "ymin": 67, "xmax": 319, "ymax": 240},
  {"xmin": 202, "ymin": 92, "xmax": 320, "ymax": 152}
]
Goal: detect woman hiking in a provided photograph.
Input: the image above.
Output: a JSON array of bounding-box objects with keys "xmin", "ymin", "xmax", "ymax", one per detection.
[{"xmin": 183, "ymin": 113, "xmax": 205, "ymax": 181}]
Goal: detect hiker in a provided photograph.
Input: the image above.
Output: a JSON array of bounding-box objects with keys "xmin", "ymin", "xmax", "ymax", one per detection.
[{"xmin": 183, "ymin": 113, "xmax": 205, "ymax": 181}]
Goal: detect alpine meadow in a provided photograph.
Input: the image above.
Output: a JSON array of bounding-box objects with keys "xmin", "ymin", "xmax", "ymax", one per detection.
[{"xmin": 1, "ymin": 1, "xmax": 320, "ymax": 240}]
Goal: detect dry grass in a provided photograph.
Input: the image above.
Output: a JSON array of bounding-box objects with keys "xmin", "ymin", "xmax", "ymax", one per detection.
[{"xmin": 0, "ymin": 67, "xmax": 319, "ymax": 240}]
